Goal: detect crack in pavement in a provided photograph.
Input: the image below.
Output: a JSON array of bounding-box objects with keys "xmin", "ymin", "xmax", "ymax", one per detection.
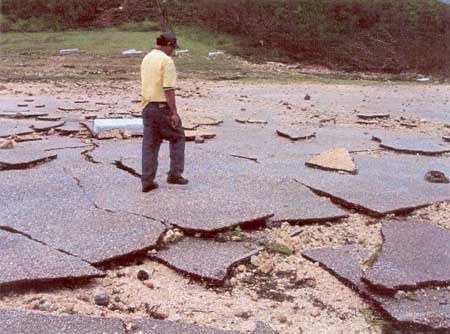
[{"xmin": 0, "ymin": 226, "xmax": 102, "ymax": 272}]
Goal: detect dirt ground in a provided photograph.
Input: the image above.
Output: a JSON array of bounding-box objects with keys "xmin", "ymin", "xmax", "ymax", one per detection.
[{"xmin": 0, "ymin": 78, "xmax": 449, "ymax": 334}]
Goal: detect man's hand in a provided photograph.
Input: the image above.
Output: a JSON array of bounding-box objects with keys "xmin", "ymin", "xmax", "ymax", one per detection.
[
  {"xmin": 171, "ymin": 113, "xmax": 181, "ymax": 128},
  {"xmin": 164, "ymin": 89, "xmax": 180, "ymax": 128}
]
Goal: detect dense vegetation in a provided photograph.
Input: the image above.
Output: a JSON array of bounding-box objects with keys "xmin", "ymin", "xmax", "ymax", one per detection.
[{"xmin": 2, "ymin": 0, "xmax": 450, "ymax": 74}]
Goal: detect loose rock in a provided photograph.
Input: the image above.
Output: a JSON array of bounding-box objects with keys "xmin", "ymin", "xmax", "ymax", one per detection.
[
  {"xmin": 94, "ymin": 294, "xmax": 110, "ymax": 307},
  {"xmin": 425, "ymin": 171, "xmax": 450, "ymax": 184},
  {"xmin": 137, "ymin": 270, "xmax": 150, "ymax": 281}
]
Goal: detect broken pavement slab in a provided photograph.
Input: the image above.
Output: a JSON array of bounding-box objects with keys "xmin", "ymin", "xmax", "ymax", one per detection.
[
  {"xmin": 184, "ymin": 116, "xmax": 224, "ymax": 130},
  {"xmin": 357, "ymin": 113, "xmax": 390, "ymax": 120},
  {"xmin": 31, "ymin": 121, "xmax": 65, "ymax": 132},
  {"xmin": 302, "ymin": 244, "xmax": 450, "ymax": 331},
  {"xmin": 0, "ymin": 310, "xmax": 126, "ymax": 334},
  {"xmin": 151, "ymin": 237, "xmax": 262, "ymax": 284},
  {"xmin": 129, "ymin": 319, "xmax": 239, "ymax": 334},
  {"xmin": 235, "ymin": 118, "xmax": 268, "ymax": 125},
  {"xmin": 0, "ymin": 165, "xmax": 166, "ymax": 264},
  {"xmin": 0, "ymin": 120, "xmax": 34, "ymax": 138},
  {"xmin": 305, "ymin": 148, "xmax": 357, "ymax": 174},
  {"xmin": 0, "ymin": 137, "xmax": 91, "ymax": 171},
  {"xmin": 0, "ymin": 148, "xmax": 57, "ymax": 171},
  {"xmin": 73, "ymin": 159, "xmax": 346, "ymax": 233},
  {"xmin": 0, "ymin": 110, "xmax": 49, "ymax": 119},
  {"xmin": 37, "ymin": 115, "xmax": 62, "ymax": 121},
  {"xmin": 74, "ymin": 163, "xmax": 274, "ymax": 233},
  {"xmin": 0, "ymin": 230, "xmax": 104, "ymax": 289},
  {"xmin": 55, "ymin": 122, "xmax": 83, "ymax": 135},
  {"xmin": 276, "ymin": 128, "xmax": 316, "ymax": 141},
  {"xmin": 184, "ymin": 129, "xmax": 216, "ymax": 141},
  {"xmin": 372, "ymin": 131, "xmax": 450, "ymax": 156},
  {"xmin": 0, "ymin": 309, "xmax": 273, "ymax": 334},
  {"xmin": 363, "ymin": 220, "xmax": 450, "ymax": 292},
  {"xmin": 300, "ymin": 153, "xmax": 450, "ymax": 217}
]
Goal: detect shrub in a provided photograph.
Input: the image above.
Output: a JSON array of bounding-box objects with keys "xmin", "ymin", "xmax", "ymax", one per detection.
[
  {"xmin": 118, "ymin": 20, "xmax": 160, "ymax": 32},
  {"xmin": 175, "ymin": 0, "xmax": 450, "ymax": 73}
]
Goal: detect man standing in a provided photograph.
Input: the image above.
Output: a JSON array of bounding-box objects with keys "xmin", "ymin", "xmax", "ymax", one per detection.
[{"xmin": 141, "ymin": 32, "xmax": 188, "ymax": 193}]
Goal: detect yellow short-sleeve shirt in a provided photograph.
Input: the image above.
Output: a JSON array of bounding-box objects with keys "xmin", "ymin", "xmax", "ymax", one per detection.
[{"xmin": 141, "ymin": 49, "xmax": 177, "ymax": 107}]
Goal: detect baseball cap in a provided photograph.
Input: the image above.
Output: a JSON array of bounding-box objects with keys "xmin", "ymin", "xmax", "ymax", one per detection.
[{"xmin": 157, "ymin": 31, "xmax": 179, "ymax": 49}]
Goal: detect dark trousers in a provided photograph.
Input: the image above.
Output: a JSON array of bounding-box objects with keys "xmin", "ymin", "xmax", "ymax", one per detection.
[{"xmin": 141, "ymin": 103, "xmax": 185, "ymax": 188}]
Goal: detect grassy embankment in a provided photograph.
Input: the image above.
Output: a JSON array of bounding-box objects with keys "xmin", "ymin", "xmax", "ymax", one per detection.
[{"xmin": 0, "ymin": 23, "xmax": 316, "ymax": 83}]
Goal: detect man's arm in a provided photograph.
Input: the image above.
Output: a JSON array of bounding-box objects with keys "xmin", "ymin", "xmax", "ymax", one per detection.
[{"xmin": 164, "ymin": 89, "xmax": 180, "ymax": 127}]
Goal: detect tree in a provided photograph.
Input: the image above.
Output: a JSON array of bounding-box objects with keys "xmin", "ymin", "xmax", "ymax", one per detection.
[{"xmin": 155, "ymin": 0, "xmax": 171, "ymax": 31}]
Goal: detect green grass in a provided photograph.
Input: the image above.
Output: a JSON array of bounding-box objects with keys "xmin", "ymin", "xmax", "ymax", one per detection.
[
  {"xmin": 0, "ymin": 25, "xmax": 234, "ymax": 56},
  {"xmin": 0, "ymin": 25, "xmax": 258, "ymax": 81}
]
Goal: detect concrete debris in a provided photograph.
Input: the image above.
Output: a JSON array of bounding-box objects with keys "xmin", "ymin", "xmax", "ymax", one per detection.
[
  {"xmin": 276, "ymin": 128, "xmax": 316, "ymax": 141},
  {"xmin": 59, "ymin": 49, "xmax": 80, "ymax": 55},
  {"xmin": 175, "ymin": 49, "xmax": 191, "ymax": 56},
  {"xmin": 122, "ymin": 49, "xmax": 144, "ymax": 56},
  {"xmin": 357, "ymin": 113, "xmax": 390, "ymax": 120},
  {"xmin": 235, "ymin": 118, "xmax": 268, "ymax": 125},
  {"xmin": 184, "ymin": 130, "xmax": 216, "ymax": 141},
  {"xmin": 92, "ymin": 118, "xmax": 143, "ymax": 137},
  {"xmin": 305, "ymin": 148, "xmax": 357, "ymax": 174},
  {"xmin": 208, "ymin": 51, "xmax": 225, "ymax": 57}
]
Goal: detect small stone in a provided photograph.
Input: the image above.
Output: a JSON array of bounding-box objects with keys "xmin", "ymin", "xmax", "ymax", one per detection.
[
  {"xmin": 237, "ymin": 265, "xmax": 247, "ymax": 272},
  {"xmin": 259, "ymin": 261, "xmax": 274, "ymax": 274},
  {"xmin": 35, "ymin": 300, "xmax": 56, "ymax": 312},
  {"xmin": 310, "ymin": 309, "xmax": 321, "ymax": 318},
  {"xmin": 77, "ymin": 293, "xmax": 90, "ymax": 302},
  {"xmin": 275, "ymin": 313, "xmax": 288, "ymax": 323},
  {"xmin": 235, "ymin": 311, "xmax": 252, "ymax": 319},
  {"xmin": 96, "ymin": 129, "xmax": 123, "ymax": 140},
  {"xmin": 62, "ymin": 304, "xmax": 75, "ymax": 315},
  {"xmin": 122, "ymin": 130, "xmax": 132, "ymax": 139},
  {"xmin": 195, "ymin": 137, "xmax": 205, "ymax": 144},
  {"xmin": 116, "ymin": 270, "xmax": 126, "ymax": 278},
  {"xmin": 425, "ymin": 171, "xmax": 449, "ymax": 184},
  {"xmin": 126, "ymin": 323, "xmax": 138, "ymax": 331},
  {"xmin": 137, "ymin": 269, "xmax": 150, "ymax": 281},
  {"xmin": 304, "ymin": 94, "xmax": 311, "ymax": 101},
  {"xmin": 144, "ymin": 281, "xmax": 155, "ymax": 289},
  {"xmin": 250, "ymin": 255, "xmax": 259, "ymax": 266},
  {"xmin": 94, "ymin": 294, "xmax": 110, "ymax": 307},
  {"xmin": 163, "ymin": 229, "xmax": 183, "ymax": 244},
  {"xmin": 0, "ymin": 139, "xmax": 16, "ymax": 150}
]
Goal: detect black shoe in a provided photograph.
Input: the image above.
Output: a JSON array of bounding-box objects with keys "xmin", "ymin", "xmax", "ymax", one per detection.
[
  {"xmin": 167, "ymin": 175, "xmax": 189, "ymax": 185},
  {"xmin": 142, "ymin": 182, "xmax": 159, "ymax": 193}
]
